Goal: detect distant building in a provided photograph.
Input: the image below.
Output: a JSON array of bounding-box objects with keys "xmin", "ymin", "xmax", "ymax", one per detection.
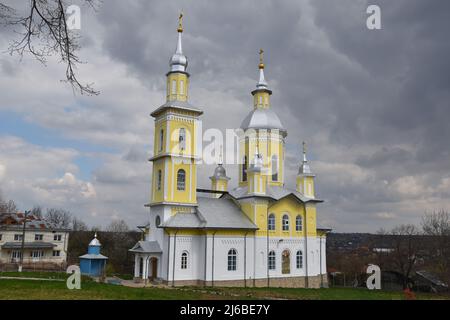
[
  {"xmin": 0, "ymin": 212, "xmax": 69, "ymax": 269},
  {"xmin": 79, "ymin": 233, "xmax": 108, "ymax": 277}
]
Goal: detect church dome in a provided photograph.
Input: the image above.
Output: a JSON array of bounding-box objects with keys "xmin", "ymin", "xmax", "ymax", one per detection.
[
  {"xmin": 210, "ymin": 164, "xmax": 230, "ymax": 180},
  {"xmin": 89, "ymin": 233, "xmax": 101, "ymax": 246},
  {"xmin": 240, "ymin": 108, "xmax": 286, "ymax": 135}
]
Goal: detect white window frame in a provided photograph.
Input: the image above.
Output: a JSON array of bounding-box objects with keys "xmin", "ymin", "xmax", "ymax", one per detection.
[
  {"xmin": 35, "ymin": 234, "xmax": 43, "ymax": 241},
  {"xmin": 268, "ymin": 214, "xmax": 275, "ymax": 231},
  {"xmin": 282, "ymin": 214, "xmax": 290, "ymax": 231},
  {"xmin": 268, "ymin": 251, "xmax": 276, "ymax": 270},
  {"xmin": 181, "ymin": 251, "xmax": 188, "ymax": 269},
  {"xmin": 227, "ymin": 249, "xmax": 237, "ymax": 271},
  {"xmin": 296, "ymin": 215, "xmax": 302, "ymax": 231},
  {"xmin": 296, "ymin": 250, "xmax": 303, "ymax": 269},
  {"xmin": 177, "ymin": 169, "xmax": 186, "ymax": 191},
  {"xmin": 54, "ymin": 234, "xmax": 62, "ymax": 241}
]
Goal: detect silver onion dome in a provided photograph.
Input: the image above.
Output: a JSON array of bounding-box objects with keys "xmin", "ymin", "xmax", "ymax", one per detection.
[
  {"xmin": 299, "ymin": 142, "xmax": 313, "ymax": 175},
  {"xmin": 210, "ymin": 164, "xmax": 230, "ymax": 180},
  {"xmin": 89, "ymin": 233, "xmax": 101, "ymax": 246},
  {"xmin": 169, "ymin": 31, "xmax": 188, "ymax": 72}
]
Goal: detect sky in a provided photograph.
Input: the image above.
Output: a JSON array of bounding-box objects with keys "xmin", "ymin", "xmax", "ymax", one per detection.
[{"xmin": 0, "ymin": 0, "xmax": 449, "ymax": 232}]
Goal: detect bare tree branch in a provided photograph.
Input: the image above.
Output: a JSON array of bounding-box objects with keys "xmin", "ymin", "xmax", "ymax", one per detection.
[{"xmin": 1, "ymin": 0, "xmax": 100, "ymax": 95}]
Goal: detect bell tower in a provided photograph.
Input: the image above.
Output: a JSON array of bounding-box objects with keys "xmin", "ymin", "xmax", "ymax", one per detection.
[{"xmin": 149, "ymin": 13, "xmax": 203, "ymax": 211}]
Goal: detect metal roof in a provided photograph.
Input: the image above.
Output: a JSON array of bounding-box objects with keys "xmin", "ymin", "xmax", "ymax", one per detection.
[
  {"xmin": 159, "ymin": 197, "xmax": 258, "ymax": 230},
  {"xmin": 129, "ymin": 241, "xmax": 163, "ymax": 253},
  {"xmin": 150, "ymin": 100, "xmax": 203, "ymax": 117},
  {"xmin": 240, "ymin": 108, "xmax": 286, "ymax": 134},
  {"xmin": 228, "ymin": 185, "xmax": 323, "ymax": 203},
  {"xmin": 1, "ymin": 242, "xmax": 56, "ymax": 249},
  {"xmin": 79, "ymin": 254, "xmax": 108, "ymax": 260}
]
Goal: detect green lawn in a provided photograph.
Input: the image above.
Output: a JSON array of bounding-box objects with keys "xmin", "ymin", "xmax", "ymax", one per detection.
[{"xmin": 0, "ymin": 272, "xmax": 448, "ymax": 300}]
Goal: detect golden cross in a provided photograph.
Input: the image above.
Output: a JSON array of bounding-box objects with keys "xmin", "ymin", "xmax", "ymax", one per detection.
[
  {"xmin": 259, "ymin": 49, "xmax": 264, "ymax": 64},
  {"xmin": 302, "ymin": 141, "xmax": 306, "ymax": 154},
  {"xmin": 178, "ymin": 12, "xmax": 183, "ymax": 32}
]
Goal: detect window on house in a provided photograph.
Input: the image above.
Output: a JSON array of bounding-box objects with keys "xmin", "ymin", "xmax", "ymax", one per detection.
[
  {"xmin": 53, "ymin": 250, "xmax": 61, "ymax": 257},
  {"xmin": 11, "ymin": 250, "xmax": 22, "ymax": 261},
  {"xmin": 271, "ymin": 155, "xmax": 278, "ymax": 181},
  {"xmin": 268, "ymin": 214, "xmax": 275, "ymax": 231},
  {"xmin": 31, "ymin": 250, "xmax": 44, "ymax": 259},
  {"xmin": 296, "ymin": 215, "xmax": 303, "ymax": 231},
  {"xmin": 296, "ymin": 251, "xmax": 303, "ymax": 269},
  {"xmin": 14, "ymin": 234, "xmax": 23, "ymax": 241},
  {"xmin": 181, "ymin": 252, "xmax": 188, "ymax": 269},
  {"xmin": 159, "ymin": 129, "xmax": 164, "ymax": 152},
  {"xmin": 177, "ymin": 169, "xmax": 186, "ymax": 191},
  {"xmin": 179, "ymin": 128, "xmax": 186, "ymax": 151},
  {"xmin": 35, "ymin": 234, "xmax": 43, "ymax": 241},
  {"xmin": 268, "ymin": 251, "xmax": 276, "ymax": 270},
  {"xmin": 157, "ymin": 170, "xmax": 162, "ymax": 190},
  {"xmin": 282, "ymin": 214, "xmax": 290, "ymax": 231},
  {"xmin": 54, "ymin": 234, "xmax": 62, "ymax": 241},
  {"xmin": 227, "ymin": 249, "xmax": 237, "ymax": 271}
]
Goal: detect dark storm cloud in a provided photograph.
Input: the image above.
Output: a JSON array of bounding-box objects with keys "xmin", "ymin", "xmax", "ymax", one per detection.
[{"xmin": 1, "ymin": 0, "xmax": 449, "ymax": 231}]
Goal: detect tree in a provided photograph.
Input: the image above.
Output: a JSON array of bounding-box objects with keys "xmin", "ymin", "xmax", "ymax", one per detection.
[
  {"xmin": 106, "ymin": 219, "xmax": 129, "ymax": 233},
  {"xmin": 72, "ymin": 216, "xmax": 88, "ymax": 231},
  {"xmin": 30, "ymin": 206, "xmax": 43, "ymax": 219},
  {"xmin": 421, "ymin": 210, "xmax": 450, "ymax": 284},
  {"xmin": 45, "ymin": 208, "xmax": 72, "ymax": 229},
  {"xmin": 389, "ymin": 224, "xmax": 422, "ymax": 289},
  {"xmin": 1, "ymin": 0, "xmax": 99, "ymax": 95},
  {"xmin": 0, "ymin": 199, "xmax": 18, "ymax": 213}
]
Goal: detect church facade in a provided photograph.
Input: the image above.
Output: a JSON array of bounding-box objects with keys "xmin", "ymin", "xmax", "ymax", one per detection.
[{"xmin": 130, "ymin": 15, "xmax": 331, "ymax": 288}]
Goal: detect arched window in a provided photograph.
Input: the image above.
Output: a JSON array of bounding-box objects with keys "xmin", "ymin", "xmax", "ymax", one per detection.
[
  {"xmin": 181, "ymin": 252, "xmax": 188, "ymax": 269},
  {"xmin": 271, "ymin": 155, "xmax": 278, "ymax": 181},
  {"xmin": 282, "ymin": 214, "xmax": 290, "ymax": 231},
  {"xmin": 268, "ymin": 214, "xmax": 275, "ymax": 231},
  {"xmin": 159, "ymin": 129, "xmax": 164, "ymax": 152},
  {"xmin": 268, "ymin": 251, "xmax": 276, "ymax": 270},
  {"xmin": 171, "ymin": 79, "xmax": 177, "ymax": 94},
  {"xmin": 282, "ymin": 250, "xmax": 290, "ymax": 274},
  {"xmin": 296, "ymin": 215, "xmax": 302, "ymax": 231},
  {"xmin": 227, "ymin": 249, "xmax": 237, "ymax": 271},
  {"xmin": 179, "ymin": 80, "xmax": 184, "ymax": 95},
  {"xmin": 296, "ymin": 250, "xmax": 303, "ymax": 269},
  {"xmin": 155, "ymin": 215, "xmax": 161, "ymax": 227},
  {"xmin": 177, "ymin": 169, "xmax": 186, "ymax": 191},
  {"xmin": 242, "ymin": 156, "xmax": 247, "ymax": 182},
  {"xmin": 179, "ymin": 128, "xmax": 186, "ymax": 151},
  {"xmin": 157, "ymin": 170, "xmax": 162, "ymax": 190}
]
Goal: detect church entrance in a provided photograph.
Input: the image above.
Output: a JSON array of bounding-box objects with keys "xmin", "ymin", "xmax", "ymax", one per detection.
[
  {"xmin": 282, "ymin": 250, "xmax": 290, "ymax": 274},
  {"xmin": 150, "ymin": 257, "xmax": 158, "ymax": 280}
]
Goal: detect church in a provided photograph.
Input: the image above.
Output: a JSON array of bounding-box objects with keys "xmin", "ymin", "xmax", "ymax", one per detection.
[{"xmin": 129, "ymin": 14, "xmax": 331, "ymax": 288}]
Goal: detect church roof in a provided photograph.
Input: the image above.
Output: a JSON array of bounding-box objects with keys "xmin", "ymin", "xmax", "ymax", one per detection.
[
  {"xmin": 228, "ymin": 185, "xmax": 323, "ymax": 203},
  {"xmin": 79, "ymin": 253, "xmax": 108, "ymax": 260},
  {"xmin": 240, "ymin": 108, "xmax": 286, "ymax": 134},
  {"xmin": 129, "ymin": 240, "xmax": 163, "ymax": 253},
  {"xmin": 159, "ymin": 197, "xmax": 258, "ymax": 230},
  {"xmin": 151, "ymin": 100, "xmax": 203, "ymax": 117}
]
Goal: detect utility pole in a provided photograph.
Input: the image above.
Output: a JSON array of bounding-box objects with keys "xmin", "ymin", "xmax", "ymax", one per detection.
[{"xmin": 18, "ymin": 210, "xmax": 31, "ymax": 272}]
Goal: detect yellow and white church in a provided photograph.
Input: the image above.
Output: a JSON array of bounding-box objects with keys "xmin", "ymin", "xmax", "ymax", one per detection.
[{"xmin": 130, "ymin": 15, "xmax": 331, "ymax": 288}]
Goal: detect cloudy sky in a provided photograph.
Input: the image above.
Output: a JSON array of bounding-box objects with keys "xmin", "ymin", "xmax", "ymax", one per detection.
[{"xmin": 0, "ymin": 0, "xmax": 449, "ymax": 232}]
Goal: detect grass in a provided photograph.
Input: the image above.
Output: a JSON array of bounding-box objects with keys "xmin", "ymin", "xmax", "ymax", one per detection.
[{"xmin": 0, "ymin": 272, "xmax": 448, "ymax": 300}]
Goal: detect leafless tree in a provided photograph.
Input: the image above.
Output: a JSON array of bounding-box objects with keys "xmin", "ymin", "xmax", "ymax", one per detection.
[
  {"xmin": 389, "ymin": 224, "xmax": 422, "ymax": 289},
  {"xmin": 106, "ymin": 219, "xmax": 129, "ymax": 233},
  {"xmin": 30, "ymin": 206, "xmax": 43, "ymax": 219},
  {"xmin": 45, "ymin": 208, "xmax": 72, "ymax": 228},
  {"xmin": 1, "ymin": 0, "xmax": 99, "ymax": 95},
  {"xmin": 422, "ymin": 210, "xmax": 450, "ymax": 284},
  {"xmin": 72, "ymin": 216, "xmax": 88, "ymax": 231},
  {"xmin": 0, "ymin": 198, "xmax": 18, "ymax": 213}
]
